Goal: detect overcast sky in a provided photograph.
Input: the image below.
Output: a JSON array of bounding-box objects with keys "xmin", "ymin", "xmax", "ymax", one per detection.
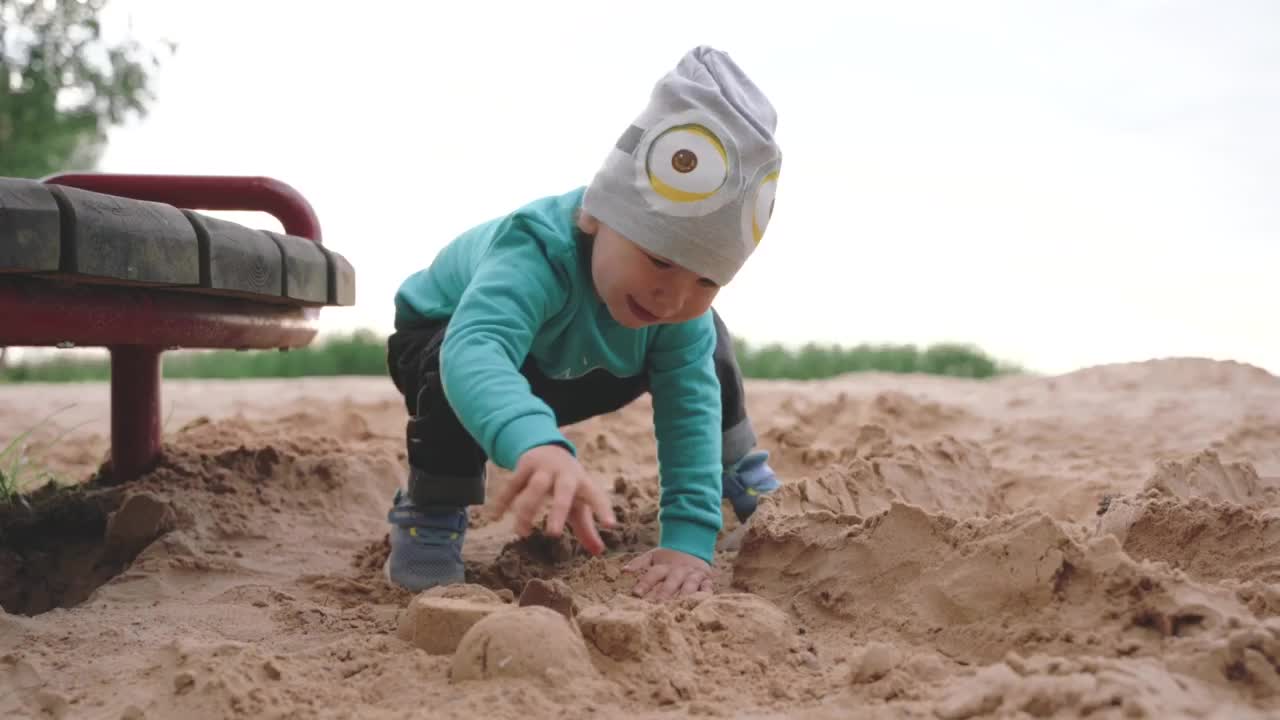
[{"xmin": 88, "ymin": 0, "xmax": 1280, "ymax": 375}]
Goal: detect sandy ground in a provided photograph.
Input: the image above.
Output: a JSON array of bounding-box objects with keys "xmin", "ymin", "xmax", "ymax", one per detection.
[{"xmin": 2, "ymin": 357, "xmax": 1279, "ymax": 719}]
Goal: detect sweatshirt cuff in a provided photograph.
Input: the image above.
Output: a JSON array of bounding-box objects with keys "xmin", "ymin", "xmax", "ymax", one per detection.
[
  {"xmin": 492, "ymin": 414, "xmax": 575, "ymax": 470},
  {"xmin": 658, "ymin": 516, "xmax": 719, "ymax": 565}
]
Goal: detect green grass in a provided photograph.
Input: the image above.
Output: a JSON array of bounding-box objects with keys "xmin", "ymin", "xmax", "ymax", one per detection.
[
  {"xmin": 731, "ymin": 338, "xmax": 1023, "ymax": 380},
  {"xmin": 0, "ymin": 329, "xmax": 1023, "ymax": 384},
  {"xmin": 0, "ymin": 403, "xmax": 86, "ymax": 503}
]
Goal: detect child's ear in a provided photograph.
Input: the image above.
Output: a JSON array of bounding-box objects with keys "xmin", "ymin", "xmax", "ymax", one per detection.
[{"xmin": 576, "ymin": 210, "xmax": 600, "ymax": 235}]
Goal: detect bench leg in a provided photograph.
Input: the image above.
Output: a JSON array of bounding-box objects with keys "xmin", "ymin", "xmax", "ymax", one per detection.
[{"xmin": 109, "ymin": 345, "xmax": 164, "ymax": 482}]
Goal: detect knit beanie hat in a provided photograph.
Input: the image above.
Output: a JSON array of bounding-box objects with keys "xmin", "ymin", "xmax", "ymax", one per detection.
[{"xmin": 581, "ymin": 46, "xmax": 781, "ymax": 287}]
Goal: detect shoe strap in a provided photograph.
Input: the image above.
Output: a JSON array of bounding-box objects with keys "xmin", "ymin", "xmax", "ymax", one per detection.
[
  {"xmin": 387, "ymin": 506, "xmax": 468, "ymax": 532},
  {"xmin": 723, "ymin": 451, "xmax": 776, "ymax": 497}
]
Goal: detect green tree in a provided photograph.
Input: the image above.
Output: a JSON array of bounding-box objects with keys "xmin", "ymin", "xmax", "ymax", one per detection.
[{"xmin": 0, "ymin": 0, "xmax": 173, "ymax": 178}]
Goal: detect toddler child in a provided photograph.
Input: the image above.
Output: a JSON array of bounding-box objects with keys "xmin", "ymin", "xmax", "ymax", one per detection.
[{"xmin": 384, "ymin": 45, "xmax": 782, "ymax": 601}]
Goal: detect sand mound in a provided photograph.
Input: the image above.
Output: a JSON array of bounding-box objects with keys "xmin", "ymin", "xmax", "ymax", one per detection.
[
  {"xmin": 1099, "ymin": 495, "xmax": 1280, "ymax": 588},
  {"xmin": 1093, "ymin": 451, "xmax": 1280, "ymax": 609},
  {"xmin": 736, "ymin": 497, "xmax": 1280, "ymax": 715},
  {"xmin": 146, "ymin": 415, "xmax": 403, "ymax": 543},
  {"xmin": 397, "ymin": 586, "xmax": 509, "ymax": 655},
  {"xmin": 2, "ymin": 358, "xmax": 1279, "ymax": 718},
  {"xmin": 1055, "ymin": 357, "xmax": 1280, "ymax": 392},
  {"xmin": 1144, "ymin": 449, "xmax": 1280, "ymax": 508},
  {"xmin": 451, "ymin": 605, "xmax": 596, "ymax": 683},
  {"xmin": 760, "ymin": 423, "xmax": 1005, "ymax": 521},
  {"xmin": 929, "ymin": 650, "xmax": 1278, "ymax": 720},
  {"xmin": 571, "ymin": 590, "xmax": 826, "ymax": 708}
]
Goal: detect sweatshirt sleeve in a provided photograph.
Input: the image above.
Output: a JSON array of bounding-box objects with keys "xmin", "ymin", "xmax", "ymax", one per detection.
[
  {"xmin": 646, "ymin": 311, "xmax": 723, "ymax": 564},
  {"xmin": 438, "ymin": 228, "xmax": 574, "ymax": 470}
]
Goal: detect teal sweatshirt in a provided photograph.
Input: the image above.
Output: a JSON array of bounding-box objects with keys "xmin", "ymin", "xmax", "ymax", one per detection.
[{"xmin": 393, "ymin": 187, "xmax": 723, "ymax": 563}]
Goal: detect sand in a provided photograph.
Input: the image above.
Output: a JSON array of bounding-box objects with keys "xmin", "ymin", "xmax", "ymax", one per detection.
[{"xmin": 1, "ymin": 357, "xmax": 1279, "ymax": 719}]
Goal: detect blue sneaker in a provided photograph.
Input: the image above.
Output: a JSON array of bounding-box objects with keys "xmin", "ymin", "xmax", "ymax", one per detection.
[
  {"xmin": 722, "ymin": 450, "xmax": 780, "ymax": 523},
  {"xmin": 384, "ymin": 487, "xmax": 468, "ymax": 592}
]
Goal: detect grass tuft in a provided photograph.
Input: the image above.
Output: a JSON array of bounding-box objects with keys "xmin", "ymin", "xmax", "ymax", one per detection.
[{"xmin": 0, "ymin": 403, "xmax": 87, "ymax": 503}]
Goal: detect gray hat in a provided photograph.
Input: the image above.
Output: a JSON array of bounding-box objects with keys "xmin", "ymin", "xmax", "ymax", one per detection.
[{"xmin": 582, "ymin": 46, "xmax": 781, "ymax": 287}]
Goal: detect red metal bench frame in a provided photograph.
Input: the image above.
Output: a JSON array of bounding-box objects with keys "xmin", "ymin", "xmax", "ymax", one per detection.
[{"xmin": 1, "ymin": 173, "xmax": 327, "ymax": 482}]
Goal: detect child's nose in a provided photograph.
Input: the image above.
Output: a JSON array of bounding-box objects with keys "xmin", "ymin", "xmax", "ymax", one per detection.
[{"xmin": 651, "ymin": 283, "xmax": 689, "ymax": 317}]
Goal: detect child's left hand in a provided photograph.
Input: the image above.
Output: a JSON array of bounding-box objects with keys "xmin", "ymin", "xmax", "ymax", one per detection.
[{"xmin": 623, "ymin": 548, "xmax": 713, "ymax": 601}]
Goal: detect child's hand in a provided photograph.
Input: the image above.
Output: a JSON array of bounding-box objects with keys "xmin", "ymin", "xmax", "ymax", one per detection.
[
  {"xmin": 623, "ymin": 548, "xmax": 713, "ymax": 601},
  {"xmin": 491, "ymin": 444, "xmax": 617, "ymax": 555}
]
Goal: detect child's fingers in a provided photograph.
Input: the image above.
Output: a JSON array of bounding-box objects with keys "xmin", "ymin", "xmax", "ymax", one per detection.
[
  {"xmin": 653, "ymin": 567, "xmax": 689, "ymax": 601},
  {"xmin": 679, "ymin": 572, "xmax": 705, "ymax": 598},
  {"xmin": 631, "ymin": 564, "xmax": 669, "ymax": 598},
  {"xmin": 623, "ymin": 551, "xmax": 652, "ymax": 574},
  {"xmin": 699, "ymin": 577, "xmax": 713, "ymax": 594},
  {"xmin": 491, "ymin": 464, "xmax": 532, "ymax": 519},
  {"xmin": 544, "ymin": 474, "xmax": 578, "ymax": 538},
  {"xmin": 579, "ymin": 478, "xmax": 617, "ymax": 529},
  {"xmin": 569, "ymin": 501, "xmax": 605, "ymax": 555},
  {"xmin": 511, "ymin": 471, "xmax": 552, "ymax": 537}
]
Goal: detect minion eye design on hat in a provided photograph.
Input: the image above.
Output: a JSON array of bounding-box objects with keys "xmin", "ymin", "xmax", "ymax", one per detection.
[
  {"xmin": 582, "ymin": 46, "xmax": 781, "ymax": 287},
  {"xmin": 751, "ymin": 171, "xmax": 779, "ymax": 245},
  {"xmin": 739, "ymin": 160, "xmax": 781, "ymax": 248},
  {"xmin": 646, "ymin": 124, "xmax": 728, "ymax": 203}
]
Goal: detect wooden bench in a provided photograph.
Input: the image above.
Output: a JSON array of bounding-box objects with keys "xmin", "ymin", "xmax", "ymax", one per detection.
[{"xmin": 0, "ymin": 173, "xmax": 355, "ymax": 482}]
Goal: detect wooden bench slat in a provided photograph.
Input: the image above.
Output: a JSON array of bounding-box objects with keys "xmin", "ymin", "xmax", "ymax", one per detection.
[
  {"xmin": 265, "ymin": 231, "xmax": 328, "ymax": 304},
  {"xmin": 49, "ymin": 184, "xmax": 200, "ymax": 285},
  {"xmin": 3, "ymin": 177, "xmax": 354, "ymax": 310},
  {"xmin": 183, "ymin": 210, "xmax": 285, "ymax": 300},
  {"xmin": 323, "ymin": 247, "xmax": 356, "ymax": 306},
  {"xmin": 0, "ymin": 179, "xmax": 61, "ymax": 273}
]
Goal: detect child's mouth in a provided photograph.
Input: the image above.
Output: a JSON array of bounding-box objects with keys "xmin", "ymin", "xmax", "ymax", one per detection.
[{"xmin": 626, "ymin": 295, "xmax": 659, "ymax": 323}]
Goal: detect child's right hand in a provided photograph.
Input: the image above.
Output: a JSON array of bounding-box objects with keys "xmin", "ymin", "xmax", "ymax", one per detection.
[{"xmin": 491, "ymin": 444, "xmax": 618, "ymax": 555}]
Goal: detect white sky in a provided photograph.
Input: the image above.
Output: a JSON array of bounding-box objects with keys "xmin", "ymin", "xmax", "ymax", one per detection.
[{"xmin": 86, "ymin": 0, "xmax": 1280, "ymax": 375}]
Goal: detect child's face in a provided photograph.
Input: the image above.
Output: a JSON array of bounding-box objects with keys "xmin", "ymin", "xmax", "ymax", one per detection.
[{"xmin": 579, "ymin": 213, "xmax": 721, "ymax": 329}]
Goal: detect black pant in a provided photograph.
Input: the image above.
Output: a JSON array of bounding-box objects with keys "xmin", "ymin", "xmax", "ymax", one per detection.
[{"xmin": 386, "ymin": 309, "xmax": 756, "ymax": 508}]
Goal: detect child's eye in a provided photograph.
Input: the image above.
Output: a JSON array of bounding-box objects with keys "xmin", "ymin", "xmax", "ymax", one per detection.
[{"xmin": 648, "ymin": 255, "xmax": 671, "ymax": 269}]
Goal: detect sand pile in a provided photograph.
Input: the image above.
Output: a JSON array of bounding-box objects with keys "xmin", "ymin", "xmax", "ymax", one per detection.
[
  {"xmin": 1096, "ymin": 451, "xmax": 1280, "ymax": 586},
  {"xmin": 1, "ymin": 358, "xmax": 1279, "ymax": 718}
]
